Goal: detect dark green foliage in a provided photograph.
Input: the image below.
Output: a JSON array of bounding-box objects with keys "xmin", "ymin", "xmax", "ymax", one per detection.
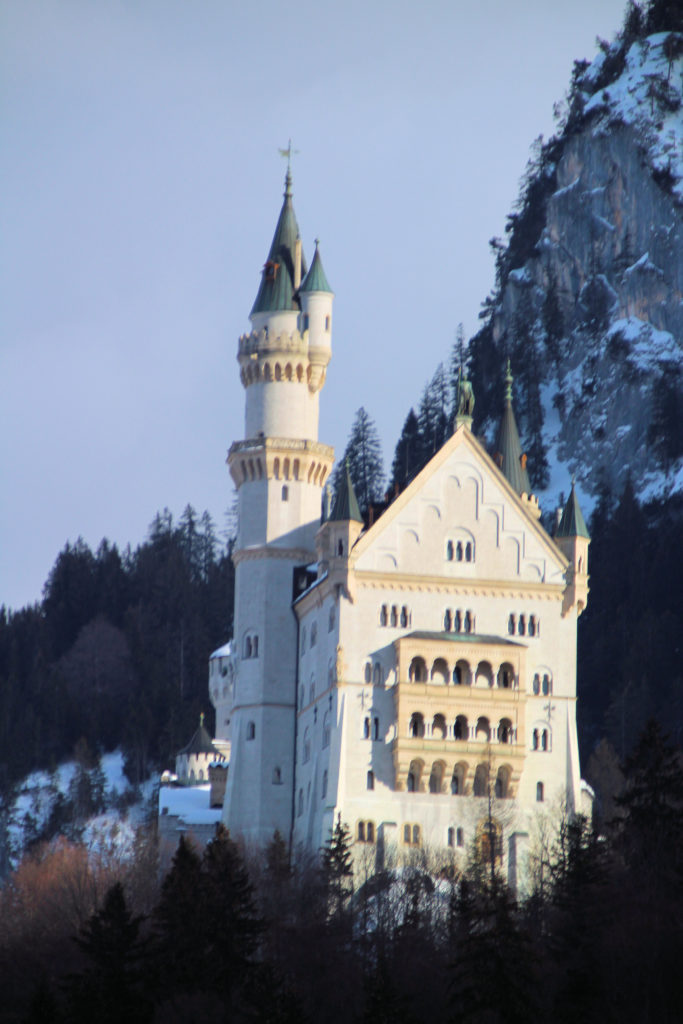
[
  {"xmin": 331, "ymin": 407, "xmax": 385, "ymax": 516},
  {"xmin": 0, "ymin": 506, "xmax": 235, "ymax": 794},
  {"xmin": 389, "ymin": 409, "xmax": 423, "ymax": 493},
  {"xmin": 66, "ymin": 882, "xmax": 152, "ymax": 1024},
  {"xmin": 320, "ymin": 814, "xmax": 354, "ymax": 922}
]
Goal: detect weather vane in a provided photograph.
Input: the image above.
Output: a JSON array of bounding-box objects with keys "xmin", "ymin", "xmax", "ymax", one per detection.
[{"xmin": 278, "ymin": 138, "xmax": 300, "ymax": 175}]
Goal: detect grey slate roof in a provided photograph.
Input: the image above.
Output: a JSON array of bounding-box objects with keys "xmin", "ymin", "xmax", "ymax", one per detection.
[
  {"xmin": 329, "ymin": 463, "xmax": 363, "ymax": 523},
  {"xmin": 495, "ymin": 361, "xmax": 532, "ymax": 496},
  {"xmin": 556, "ymin": 482, "xmax": 590, "ymax": 539},
  {"xmin": 178, "ymin": 716, "xmax": 220, "ymax": 757},
  {"xmin": 250, "ymin": 171, "xmax": 307, "ymax": 316}
]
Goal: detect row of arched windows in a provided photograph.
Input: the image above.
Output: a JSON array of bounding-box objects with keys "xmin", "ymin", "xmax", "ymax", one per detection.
[
  {"xmin": 357, "ymin": 820, "xmax": 375, "ymax": 843},
  {"xmin": 443, "ymin": 609, "xmax": 476, "ymax": 634},
  {"xmin": 409, "ymin": 712, "xmax": 517, "ymax": 745},
  {"xmin": 363, "ymin": 716, "xmax": 380, "ymax": 740},
  {"xmin": 379, "ymin": 604, "xmax": 411, "ymax": 628},
  {"xmin": 364, "ymin": 662, "xmax": 384, "ymax": 685},
  {"xmin": 508, "ymin": 613, "xmax": 539, "ymax": 637},
  {"xmin": 242, "ymin": 359, "xmax": 306, "ymax": 386},
  {"xmin": 446, "ymin": 539, "xmax": 474, "ymax": 562},
  {"xmin": 532, "ymin": 673, "xmax": 552, "ymax": 695},
  {"xmin": 406, "ymin": 759, "xmax": 512, "ymax": 798},
  {"xmin": 532, "ymin": 728, "xmax": 551, "ymax": 751},
  {"xmin": 408, "ymin": 656, "xmax": 516, "ymax": 689}
]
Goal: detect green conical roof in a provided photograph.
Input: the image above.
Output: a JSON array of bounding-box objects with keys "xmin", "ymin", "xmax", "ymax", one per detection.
[
  {"xmin": 556, "ymin": 482, "xmax": 590, "ymax": 539},
  {"xmin": 250, "ymin": 171, "xmax": 307, "ymax": 316},
  {"xmin": 299, "ymin": 240, "xmax": 332, "ymax": 293},
  {"xmin": 330, "ymin": 462, "xmax": 363, "ymax": 523},
  {"xmin": 495, "ymin": 361, "xmax": 532, "ymax": 496}
]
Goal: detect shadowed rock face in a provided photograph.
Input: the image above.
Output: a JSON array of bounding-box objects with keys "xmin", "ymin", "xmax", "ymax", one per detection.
[{"xmin": 484, "ymin": 32, "xmax": 683, "ymax": 502}]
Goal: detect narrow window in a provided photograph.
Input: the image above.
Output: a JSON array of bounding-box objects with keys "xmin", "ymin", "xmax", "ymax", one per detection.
[
  {"xmin": 367, "ymin": 821, "xmax": 375, "ymax": 843},
  {"xmin": 373, "ymin": 716, "xmax": 379, "ymax": 740},
  {"xmin": 465, "ymin": 541, "xmax": 473, "ymax": 562},
  {"xmin": 454, "ymin": 610, "xmax": 462, "ymax": 633},
  {"xmin": 325, "ymin": 315, "xmax": 330, "ymax": 330},
  {"xmin": 543, "ymin": 674, "xmax": 551, "ymax": 696},
  {"xmin": 246, "ymin": 721, "xmax": 255, "ymax": 740},
  {"xmin": 244, "ymin": 636, "xmax": 252, "ymax": 658},
  {"xmin": 447, "ymin": 540, "xmax": 454, "ymax": 561},
  {"xmin": 282, "ymin": 484, "xmax": 289, "ymax": 501},
  {"xmin": 322, "ymin": 770, "xmax": 328, "ymax": 798},
  {"xmin": 518, "ymin": 615, "xmax": 526, "ymax": 636},
  {"xmin": 311, "ymin": 623, "xmax": 317, "ymax": 646},
  {"xmin": 301, "ymin": 627, "xmax": 306, "ymax": 654},
  {"xmin": 447, "ymin": 826, "xmax": 455, "ymax": 848},
  {"xmin": 252, "ymin": 636, "xmax": 258, "ymax": 657},
  {"xmin": 272, "ymin": 766, "xmax": 281, "ymax": 784},
  {"xmin": 407, "ymin": 773, "xmax": 416, "ymax": 792},
  {"xmin": 456, "ymin": 827, "xmax": 464, "ymax": 847},
  {"xmin": 508, "ymin": 614, "xmax": 516, "ymax": 635},
  {"xmin": 532, "ymin": 729, "xmax": 539, "ymax": 750},
  {"xmin": 400, "ymin": 606, "xmax": 408, "ymax": 627},
  {"xmin": 367, "ymin": 770, "xmax": 375, "ymax": 791},
  {"xmin": 456, "ymin": 541, "xmax": 464, "ymax": 561},
  {"xmin": 363, "ymin": 717, "xmax": 370, "ymax": 739},
  {"xmin": 412, "ymin": 825, "xmax": 420, "ymax": 845},
  {"xmin": 542, "ymin": 729, "xmax": 548, "ymax": 751},
  {"xmin": 380, "ymin": 605, "xmax": 388, "ymax": 627},
  {"xmin": 390, "ymin": 605, "xmax": 398, "ymax": 627},
  {"xmin": 536, "ymin": 782, "xmax": 544, "ymax": 802},
  {"xmin": 529, "ymin": 615, "xmax": 536, "ymax": 637},
  {"xmin": 364, "ymin": 662, "xmax": 372, "ymax": 683},
  {"xmin": 404, "ymin": 824, "xmax": 411, "ymax": 843},
  {"xmin": 444, "ymin": 609, "xmax": 452, "ymax": 632},
  {"xmin": 328, "ymin": 605, "xmax": 335, "ymax": 631},
  {"xmin": 337, "ymin": 539, "xmax": 344, "ymax": 556},
  {"xmin": 533, "ymin": 674, "xmax": 540, "ymax": 695},
  {"xmin": 373, "ymin": 663, "xmax": 382, "ymax": 684},
  {"xmin": 198, "ymin": 769, "xmax": 204, "ymax": 782},
  {"xmin": 358, "ymin": 821, "xmax": 365, "ymax": 842}
]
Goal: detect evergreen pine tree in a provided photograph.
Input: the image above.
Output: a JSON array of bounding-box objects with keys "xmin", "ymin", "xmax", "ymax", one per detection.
[
  {"xmin": 331, "ymin": 408, "xmax": 385, "ymax": 516},
  {"xmin": 320, "ymin": 814, "xmax": 354, "ymax": 923}
]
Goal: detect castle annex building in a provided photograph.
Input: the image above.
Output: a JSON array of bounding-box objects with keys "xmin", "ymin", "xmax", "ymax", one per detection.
[{"xmin": 211, "ymin": 171, "xmax": 592, "ymax": 882}]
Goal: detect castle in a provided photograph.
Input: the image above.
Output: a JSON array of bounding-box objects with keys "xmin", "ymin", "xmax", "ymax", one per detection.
[{"xmin": 208, "ymin": 169, "xmax": 593, "ymax": 883}]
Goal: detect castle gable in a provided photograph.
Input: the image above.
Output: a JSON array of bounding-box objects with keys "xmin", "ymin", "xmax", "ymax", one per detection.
[{"xmin": 353, "ymin": 427, "xmax": 567, "ymax": 586}]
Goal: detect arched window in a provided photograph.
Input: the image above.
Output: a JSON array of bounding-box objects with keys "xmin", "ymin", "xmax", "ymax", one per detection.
[
  {"xmin": 529, "ymin": 615, "xmax": 536, "ymax": 637},
  {"xmin": 407, "ymin": 759, "xmax": 423, "ymax": 791},
  {"xmin": 367, "ymin": 770, "xmax": 375, "ymax": 791},
  {"xmin": 412, "ymin": 825, "xmax": 420, "ymax": 845},
  {"xmin": 456, "ymin": 541, "xmax": 464, "ymax": 561},
  {"xmin": 508, "ymin": 614, "xmax": 516, "ymax": 635},
  {"xmin": 432, "ymin": 713, "xmax": 447, "ymax": 739},
  {"xmin": 454, "ymin": 660, "xmax": 471, "ymax": 686},
  {"xmin": 272, "ymin": 766, "xmax": 282, "ymax": 784},
  {"xmin": 429, "ymin": 762, "xmax": 444, "ymax": 794},
  {"xmin": 311, "ymin": 622, "xmax": 317, "ymax": 647},
  {"xmin": 322, "ymin": 770, "xmax": 328, "ymax": 798},
  {"xmin": 328, "ymin": 605, "xmax": 335, "ymax": 631},
  {"xmin": 473, "ymin": 764, "xmax": 488, "ymax": 797},
  {"xmin": 446, "ymin": 540, "xmax": 454, "ymax": 561},
  {"xmin": 404, "ymin": 824, "xmax": 411, "ymax": 842},
  {"xmin": 541, "ymin": 729, "xmax": 548, "ymax": 751},
  {"xmin": 363, "ymin": 717, "xmax": 370, "ymax": 739},
  {"xmin": 364, "ymin": 661, "xmax": 372, "ymax": 683},
  {"xmin": 409, "ymin": 657, "xmax": 427, "ymax": 683},
  {"xmin": 451, "ymin": 763, "xmax": 466, "ymax": 795},
  {"xmin": 532, "ymin": 728, "xmax": 539, "ymax": 750},
  {"xmin": 448, "ymin": 826, "xmax": 455, "ymax": 847},
  {"xmin": 323, "ymin": 712, "xmax": 331, "ymax": 748},
  {"xmin": 409, "ymin": 713, "xmax": 425, "ymax": 738},
  {"xmin": 390, "ymin": 605, "xmax": 398, "ymax": 627},
  {"xmin": 373, "ymin": 716, "xmax": 379, "ymax": 740},
  {"xmin": 465, "ymin": 542, "xmax": 473, "ymax": 562},
  {"xmin": 358, "ymin": 821, "xmax": 365, "ymax": 841},
  {"xmin": 495, "ymin": 766, "xmax": 510, "ymax": 798},
  {"xmin": 533, "ymin": 673, "xmax": 540, "ymax": 695},
  {"xmin": 282, "ymin": 484, "xmax": 289, "ymax": 501},
  {"xmin": 498, "ymin": 663, "xmax": 514, "ymax": 689},
  {"xmin": 536, "ymin": 781, "xmax": 544, "ymax": 803},
  {"xmin": 476, "ymin": 661, "xmax": 493, "ymax": 688},
  {"xmin": 464, "ymin": 611, "xmax": 472, "ymax": 633},
  {"xmin": 454, "ymin": 715, "xmax": 468, "ymax": 740},
  {"xmin": 337, "ymin": 539, "xmax": 344, "ymax": 556},
  {"xmin": 542, "ymin": 674, "xmax": 552, "ymax": 696},
  {"xmin": 367, "ymin": 821, "xmax": 375, "ymax": 843},
  {"xmin": 198, "ymin": 769, "xmax": 204, "ymax": 782},
  {"xmin": 431, "ymin": 658, "xmax": 449, "ymax": 684},
  {"xmin": 475, "ymin": 717, "xmax": 490, "ymax": 742},
  {"xmin": 373, "ymin": 662, "xmax": 382, "ymax": 684},
  {"xmin": 444, "ymin": 609, "xmax": 453, "ymax": 631},
  {"xmin": 246, "ymin": 721, "xmax": 256, "ymax": 741},
  {"xmin": 518, "ymin": 615, "xmax": 526, "ymax": 636},
  {"xmin": 244, "ymin": 636, "xmax": 252, "ymax": 658},
  {"xmin": 456, "ymin": 827, "xmax": 464, "ymax": 847},
  {"xmin": 380, "ymin": 605, "xmax": 388, "ymax": 627},
  {"xmin": 400, "ymin": 606, "xmax": 409, "ymax": 627},
  {"xmin": 303, "ymin": 727, "xmax": 311, "ymax": 763}
]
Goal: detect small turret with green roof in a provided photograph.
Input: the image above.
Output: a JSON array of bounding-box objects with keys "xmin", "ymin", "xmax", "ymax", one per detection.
[
  {"xmin": 329, "ymin": 461, "xmax": 363, "ymax": 523},
  {"xmin": 299, "ymin": 239, "xmax": 333, "ymax": 294},
  {"xmin": 556, "ymin": 480, "xmax": 590, "ymax": 540},
  {"xmin": 555, "ymin": 480, "xmax": 590, "ymax": 616}
]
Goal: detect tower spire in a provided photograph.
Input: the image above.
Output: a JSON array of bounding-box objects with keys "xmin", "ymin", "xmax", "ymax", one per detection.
[{"xmin": 495, "ymin": 361, "xmax": 532, "ymax": 497}]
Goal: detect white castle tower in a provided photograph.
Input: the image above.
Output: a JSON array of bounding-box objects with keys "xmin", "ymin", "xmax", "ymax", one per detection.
[{"xmin": 222, "ymin": 168, "xmax": 335, "ymax": 843}]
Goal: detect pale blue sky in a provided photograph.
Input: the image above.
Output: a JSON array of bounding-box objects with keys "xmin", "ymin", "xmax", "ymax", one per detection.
[{"xmin": 1, "ymin": 0, "xmax": 627, "ymax": 609}]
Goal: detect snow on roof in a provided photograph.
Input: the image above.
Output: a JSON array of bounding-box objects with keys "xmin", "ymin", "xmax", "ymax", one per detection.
[
  {"xmin": 158, "ymin": 784, "xmax": 223, "ymax": 826},
  {"xmin": 210, "ymin": 641, "xmax": 233, "ymax": 659}
]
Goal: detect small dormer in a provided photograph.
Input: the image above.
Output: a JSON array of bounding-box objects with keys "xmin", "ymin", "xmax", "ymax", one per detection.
[{"xmin": 555, "ymin": 482, "xmax": 590, "ymax": 616}]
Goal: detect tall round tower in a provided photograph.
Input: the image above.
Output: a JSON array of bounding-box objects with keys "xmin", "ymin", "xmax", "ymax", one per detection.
[{"xmin": 223, "ymin": 171, "xmax": 335, "ymax": 844}]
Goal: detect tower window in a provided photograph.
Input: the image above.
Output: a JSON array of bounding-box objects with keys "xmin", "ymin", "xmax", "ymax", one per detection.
[
  {"xmin": 529, "ymin": 615, "xmax": 536, "ymax": 636},
  {"xmin": 282, "ymin": 485, "xmax": 289, "ymax": 501},
  {"xmin": 322, "ymin": 770, "xmax": 328, "ymax": 798},
  {"xmin": 448, "ymin": 827, "xmax": 455, "ymax": 848},
  {"xmin": 363, "ymin": 717, "xmax": 370, "ymax": 739},
  {"xmin": 447, "ymin": 540, "xmax": 454, "ymax": 561},
  {"xmin": 367, "ymin": 770, "xmax": 374, "ymax": 791},
  {"xmin": 246, "ymin": 721, "xmax": 256, "ymax": 741},
  {"xmin": 537, "ymin": 782, "xmax": 544, "ymax": 803},
  {"xmin": 325, "ymin": 315, "xmax": 330, "ymax": 330},
  {"xmin": 457, "ymin": 827, "xmax": 464, "ymax": 847},
  {"xmin": 303, "ymin": 313, "xmax": 309, "ymax": 330},
  {"xmin": 533, "ymin": 674, "xmax": 540, "ymax": 695},
  {"xmin": 542, "ymin": 674, "xmax": 551, "ymax": 695},
  {"xmin": 373, "ymin": 716, "xmax": 379, "ymax": 740}
]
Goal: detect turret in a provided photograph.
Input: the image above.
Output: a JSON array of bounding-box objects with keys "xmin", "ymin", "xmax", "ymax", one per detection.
[
  {"xmin": 555, "ymin": 481, "xmax": 590, "ymax": 616},
  {"xmin": 298, "ymin": 240, "xmax": 334, "ymax": 394},
  {"xmin": 494, "ymin": 361, "xmax": 540, "ymax": 519},
  {"xmin": 316, "ymin": 463, "xmax": 364, "ymax": 594}
]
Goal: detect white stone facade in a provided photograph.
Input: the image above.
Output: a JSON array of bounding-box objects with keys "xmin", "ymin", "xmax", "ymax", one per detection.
[{"xmin": 215, "ymin": 177, "xmax": 590, "ymax": 884}]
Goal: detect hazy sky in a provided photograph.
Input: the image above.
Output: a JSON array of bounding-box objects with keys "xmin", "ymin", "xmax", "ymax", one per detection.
[{"xmin": 2, "ymin": 0, "xmax": 627, "ymax": 611}]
